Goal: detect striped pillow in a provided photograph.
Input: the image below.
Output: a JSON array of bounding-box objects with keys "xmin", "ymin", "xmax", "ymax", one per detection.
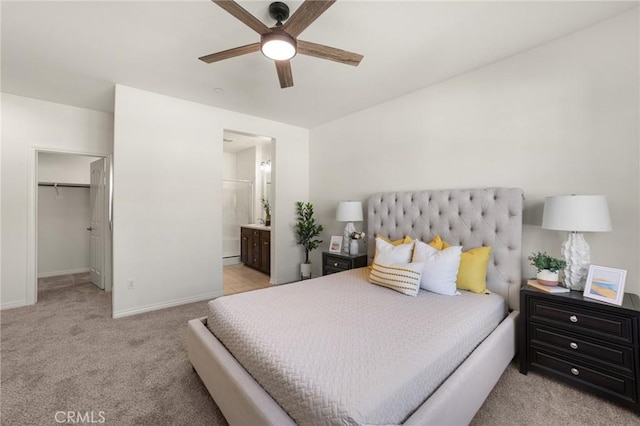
[{"xmin": 369, "ymin": 262, "xmax": 424, "ymax": 296}]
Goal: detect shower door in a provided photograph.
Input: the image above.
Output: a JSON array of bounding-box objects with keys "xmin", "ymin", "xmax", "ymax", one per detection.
[{"xmin": 222, "ymin": 180, "xmax": 253, "ymax": 259}]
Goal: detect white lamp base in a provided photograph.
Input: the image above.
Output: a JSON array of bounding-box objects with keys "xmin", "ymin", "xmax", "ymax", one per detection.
[
  {"xmin": 561, "ymin": 232, "xmax": 591, "ymax": 291},
  {"xmin": 343, "ymin": 222, "xmax": 355, "ymax": 254}
]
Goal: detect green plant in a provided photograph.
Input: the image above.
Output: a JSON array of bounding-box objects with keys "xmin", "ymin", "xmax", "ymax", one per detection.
[
  {"xmin": 261, "ymin": 198, "xmax": 271, "ymax": 216},
  {"xmin": 295, "ymin": 201, "xmax": 323, "ymax": 264},
  {"xmin": 528, "ymin": 251, "xmax": 566, "ymax": 273}
]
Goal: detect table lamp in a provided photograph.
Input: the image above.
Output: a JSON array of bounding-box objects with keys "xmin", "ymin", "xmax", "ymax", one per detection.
[
  {"xmin": 336, "ymin": 201, "xmax": 363, "ymax": 254},
  {"xmin": 542, "ymin": 195, "xmax": 611, "ymax": 290}
]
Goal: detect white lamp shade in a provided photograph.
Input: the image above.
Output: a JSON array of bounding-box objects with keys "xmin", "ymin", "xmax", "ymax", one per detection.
[
  {"xmin": 336, "ymin": 201, "xmax": 363, "ymax": 222},
  {"xmin": 542, "ymin": 195, "xmax": 612, "ymax": 232}
]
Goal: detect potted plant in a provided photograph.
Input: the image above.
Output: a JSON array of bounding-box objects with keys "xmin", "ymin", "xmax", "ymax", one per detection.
[
  {"xmin": 295, "ymin": 201, "xmax": 323, "ymax": 278},
  {"xmin": 262, "ymin": 198, "xmax": 271, "ymax": 226},
  {"xmin": 528, "ymin": 251, "xmax": 567, "ymax": 286}
]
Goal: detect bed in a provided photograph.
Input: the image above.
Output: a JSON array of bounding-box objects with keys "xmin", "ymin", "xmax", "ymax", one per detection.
[{"xmin": 187, "ymin": 187, "xmax": 524, "ymax": 425}]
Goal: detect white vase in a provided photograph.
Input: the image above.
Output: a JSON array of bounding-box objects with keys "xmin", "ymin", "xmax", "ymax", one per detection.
[
  {"xmin": 537, "ymin": 269, "xmax": 560, "ymax": 286},
  {"xmin": 349, "ymin": 239, "xmax": 359, "ymax": 255},
  {"xmin": 300, "ymin": 263, "xmax": 312, "ymax": 279}
]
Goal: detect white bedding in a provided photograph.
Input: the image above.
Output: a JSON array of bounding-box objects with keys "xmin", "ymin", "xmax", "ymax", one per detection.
[{"xmin": 207, "ymin": 268, "xmax": 506, "ymax": 425}]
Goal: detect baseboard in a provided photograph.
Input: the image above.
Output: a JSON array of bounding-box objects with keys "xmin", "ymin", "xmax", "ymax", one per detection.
[
  {"xmin": 223, "ymin": 256, "xmax": 241, "ymax": 266},
  {"xmin": 1, "ymin": 299, "xmax": 28, "ymax": 310},
  {"xmin": 38, "ymin": 267, "xmax": 90, "ymax": 278},
  {"xmin": 112, "ymin": 290, "xmax": 223, "ymax": 319}
]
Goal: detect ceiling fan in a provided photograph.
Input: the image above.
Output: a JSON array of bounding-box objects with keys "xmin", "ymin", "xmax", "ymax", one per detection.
[{"xmin": 199, "ymin": 0, "xmax": 363, "ymax": 89}]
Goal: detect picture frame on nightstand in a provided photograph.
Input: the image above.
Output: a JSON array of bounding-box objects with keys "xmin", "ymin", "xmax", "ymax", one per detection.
[
  {"xmin": 329, "ymin": 236, "xmax": 343, "ymax": 253},
  {"xmin": 583, "ymin": 265, "xmax": 627, "ymax": 306}
]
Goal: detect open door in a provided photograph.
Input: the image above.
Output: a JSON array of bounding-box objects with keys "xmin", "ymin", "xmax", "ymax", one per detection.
[{"xmin": 89, "ymin": 158, "xmax": 106, "ymax": 289}]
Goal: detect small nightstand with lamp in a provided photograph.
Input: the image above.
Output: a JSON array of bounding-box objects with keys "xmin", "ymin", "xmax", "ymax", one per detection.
[
  {"xmin": 541, "ymin": 194, "xmax": 612, "ymax": 290},
  {"xmin": 336, "ymin": 201, "xmax": 363, "ymax": 255}
]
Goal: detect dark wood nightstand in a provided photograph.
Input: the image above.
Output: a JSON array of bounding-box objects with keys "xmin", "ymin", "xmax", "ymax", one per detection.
[
  {"xmin": 519, "ymin": 284, "xmax": 640, "ymax": 412},
  {"xmin": 322, "ymin": 251, "xmax": 368, "ymax": 276}
]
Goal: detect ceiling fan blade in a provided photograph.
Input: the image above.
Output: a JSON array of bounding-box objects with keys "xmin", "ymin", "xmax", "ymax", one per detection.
[
  {"xmin": 275, "ymin": 60, "xmax": 294, "ymax": 88},
  {"xmin": 212, "ymin": 0, "xmax": 269, "ymax": 34},
  {"xmin": 297, "ymin": 40, "xmax": 363, "ymax": 66},
  {"xmin": 283, "ymin": 0, "xmax": 336, "ymax": 37},
  {"xmin": 199, "ymin": 43, "xmax": 261, "ymax": 63}
]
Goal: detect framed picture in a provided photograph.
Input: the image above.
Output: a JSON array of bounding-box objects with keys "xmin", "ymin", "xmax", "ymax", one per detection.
[
  {"xmin": 329, "ymin": 236, "xmax": 343, "ymax": 253},
  {"xmin": 584, "ymin": 265, "xmax": 627, "ymax": 306}
]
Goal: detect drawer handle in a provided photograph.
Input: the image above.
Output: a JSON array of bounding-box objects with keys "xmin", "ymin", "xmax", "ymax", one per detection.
[
  {"xmin": 334, "ymin": 262, "xmax": 338, "ymax": 267},
  {"xmin": 570, "ymin": 367, "xmax": 580, "ymax": 376},
  {"xmin": 570, "ymin": 342, "xmax": 578, "ymax": 350},
  {"xmin": 569, "ymin": 315, "xmax": 578, "ymax": 323}
]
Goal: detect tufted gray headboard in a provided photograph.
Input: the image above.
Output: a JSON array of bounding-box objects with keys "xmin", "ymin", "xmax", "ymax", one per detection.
[{"xmin": 367, "ymin": 188, "xmax": 524, "ymax": 310}]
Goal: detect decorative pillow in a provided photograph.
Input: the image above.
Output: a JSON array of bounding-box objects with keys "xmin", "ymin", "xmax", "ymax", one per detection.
[
  {"xmin": 369, "ymin": 235, "xmax": 414, "ymax": 269},
  {"xmin": 428, "ymin": 236, "xmax": 492, "ymax": 294},
  {"xmin": 428, "ymin": 235, "xmax": 446, "ymax": 250},
  {"xmin": 373, "ymin": 237, "xmax": 414, "ymax": 265},
  {"xmin": 376, "ymin": 234, "xmax": 413, "ymax": 246},
  {"xmin": 369, "ymin": 262, "xmax": 424, "ymax": 297},
  {"xmin": 412, "ymin": 241, "xmax": 462, "ymax": 296}
]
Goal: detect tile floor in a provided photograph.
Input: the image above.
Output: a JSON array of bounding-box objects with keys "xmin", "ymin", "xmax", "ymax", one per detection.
[{"xmin": 223, "ymin": 263, "xmax": 272, "ymax": 295}]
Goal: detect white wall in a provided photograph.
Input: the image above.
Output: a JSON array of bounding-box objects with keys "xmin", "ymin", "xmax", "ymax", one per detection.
[
  {"xmin": 1, "ymin": 93, "xmax": 113, "ymax": 309},
  {"xmin": 309, "ymin": 10, "xmax": 639, "ymax": 294},
  {"xmin": 222, "ymin": 152, "xmax": 237, "ymax": 181},
  {"xmin": 236, "ymin": 146, "xmax": 259, "ymax": 222},
  {"xmin": 38, "ymin": 153, "xmax": 99, "ymax": 185},
  {"xmin": 37, "ymin": 186, "xmax": 90, "ymax": 277},
  {"xmin": 112, "ymin": 85, "xmax": 308, "ymax": 318}
]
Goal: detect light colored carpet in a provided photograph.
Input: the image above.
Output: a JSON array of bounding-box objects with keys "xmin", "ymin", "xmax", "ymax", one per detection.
[
  {"xmin": 1, "ymin": 274, "xmax": 638, "ymax": 425},
  {"xmin": 1, "ymin": 274, "xmax": 226, "ymax": 425}
]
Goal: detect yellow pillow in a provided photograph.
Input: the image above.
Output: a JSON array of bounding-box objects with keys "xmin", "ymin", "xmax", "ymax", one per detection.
[
  {"xmin": 369, "ymin": 235, "xmax": 414, "ymax": 268},
  {"xmin": 428, "ymin": 236, "xmax": 492, "ymax": 294},
  {"xmin": 377, "ymin": 234, "xmax": 413, "ymax": 246},
  {"xmin": 428, "ymin": 235, "xmax": 446, "ymax": 250}
]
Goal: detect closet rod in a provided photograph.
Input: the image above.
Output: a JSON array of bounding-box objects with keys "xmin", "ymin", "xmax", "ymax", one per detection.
[{"xmin": 38, "ymin": 182, "xmax": 90, "ymax": 188}]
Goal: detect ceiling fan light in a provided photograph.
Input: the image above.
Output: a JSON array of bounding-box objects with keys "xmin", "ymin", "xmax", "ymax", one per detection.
[{"xmin": 261, "ymin": 31, "xmax": 296, "ymax": 61}]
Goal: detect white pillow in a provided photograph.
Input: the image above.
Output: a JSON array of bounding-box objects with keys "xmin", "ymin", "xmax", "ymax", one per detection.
[
  {"xmin": 412, "ymin": 240, "xmax": 462, "ymax": 296},
  {"xmin": 369, "ymin": 262, "xmax": 424, "ymax": 297},
  {"xmin": 373, "ymin": 237, "xmax": 414, "ymax": 265}
]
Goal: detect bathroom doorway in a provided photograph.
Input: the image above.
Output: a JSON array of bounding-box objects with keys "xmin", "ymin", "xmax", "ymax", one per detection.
[{"xmin": 222, "ymin": 130, "xmax": 274, "ymax": 295}]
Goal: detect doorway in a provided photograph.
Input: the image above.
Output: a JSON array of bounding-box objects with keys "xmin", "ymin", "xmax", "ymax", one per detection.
[
  {"xmin": 222, "ymin": 130, "xmax": 274, "ymax": 295},
  {"xmin": 32, "ymin": 150, "xmax": 113, "ymax": 305}
]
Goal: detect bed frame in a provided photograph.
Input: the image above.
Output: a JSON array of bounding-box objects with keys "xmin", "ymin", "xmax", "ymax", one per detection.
[{"xmin": 187, "ymin": 187, "xmax": 524, "ymax": 425}]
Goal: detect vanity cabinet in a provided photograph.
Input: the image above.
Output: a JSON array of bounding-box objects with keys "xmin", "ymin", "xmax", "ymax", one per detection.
[{"xmin": 240, "ymin": 227, "xmax": 270, "ymax": 275}]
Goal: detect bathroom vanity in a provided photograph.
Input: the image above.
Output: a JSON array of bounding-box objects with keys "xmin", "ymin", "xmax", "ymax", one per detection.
[{"xmin": 240, "ymin": 225, "xmax": 270, "ymax": 275}]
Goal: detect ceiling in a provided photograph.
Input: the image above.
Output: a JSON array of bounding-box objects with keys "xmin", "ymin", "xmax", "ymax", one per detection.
[
  {"xmin": 2, "ymin": 1, "xmax": 637, "ymax": 128},
  {"xmin": 223, "ymin": 130, "xmax": 272, "ymax": 154}
]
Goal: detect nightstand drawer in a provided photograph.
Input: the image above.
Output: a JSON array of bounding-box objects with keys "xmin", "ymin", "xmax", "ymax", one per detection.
[
  {"xmin": 324, "ymin": 256, "xmax": 351, "ymax": 270},
  {"xmin": 530, "ymin": 326, "xmax": 634, "ymax": 373},
  {"xmin": 529, "ymin": 299, "xmax": 635, "ymax": 344},
  {"xmin": 324, "ymin": 267, "xmax": 344, "ymax": 276},
  {"xmin": 530, "ymin": 349, "xmax": 637, "ymax": 403}
]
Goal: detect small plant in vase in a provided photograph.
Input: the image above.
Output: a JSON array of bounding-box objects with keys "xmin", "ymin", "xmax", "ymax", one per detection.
[
  {"xmin": 528, "ymin": 251, "xmax": 567, "ymax": 286},
  {"xmin": 262, "ymin": 198, "xmax": 271, "ymax": 226},
  {"xmin": 349, "ymin": 231, "xmax": 366, "ymax": 255},
  {"xmin": 295, "ymin": 201, "xmax": 323, "ymax": 278}
]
